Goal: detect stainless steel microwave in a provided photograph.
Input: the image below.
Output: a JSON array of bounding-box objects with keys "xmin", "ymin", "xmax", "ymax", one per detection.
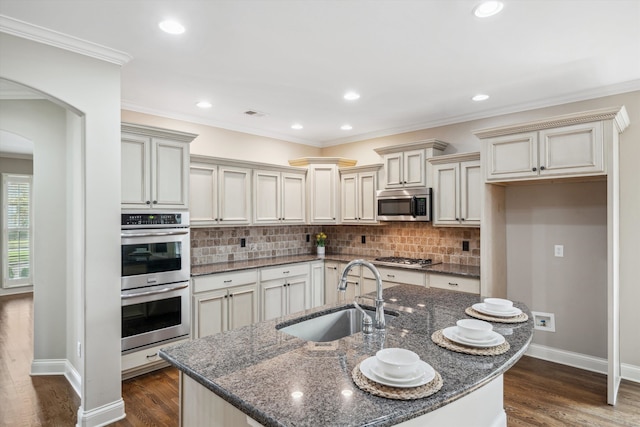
[{"xmin": 376, "ymin": 188, "xmax": 432, "ymax": 221}]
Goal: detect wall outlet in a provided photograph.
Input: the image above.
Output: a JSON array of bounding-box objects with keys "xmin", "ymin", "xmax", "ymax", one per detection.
[
  {"xmin": 532, "ymin": 311, "xmax": 556, "ymax": 332},
  {"xmin": 77, "ymin": 341, "xmax": 82, "ymax": 358},
  {"xmin": 554, "ymin": 244, "xmax": 564, "ymax": 257},
  {"xmin": 462, "ymin": 241, "xmax": 469, "ymax": 252},
  {"xmin": 361, "ymin": 235, "xmax": 366, "ymax": 244},
  {"xmin": 240, "ymin": 238, "xmax": 246, "ymax": 248}
]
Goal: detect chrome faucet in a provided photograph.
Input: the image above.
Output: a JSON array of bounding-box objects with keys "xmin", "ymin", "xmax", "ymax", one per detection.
[{"xmin": 338, "ymin": 259, "xmax": 385, "ymax": 330}]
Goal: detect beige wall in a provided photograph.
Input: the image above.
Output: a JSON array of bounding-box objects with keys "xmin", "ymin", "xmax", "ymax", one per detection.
[
  {"xmin": 121, "ymin": 110, "xmax": 322, "ymax": 165},
  {"xmin": 323, "ymin": 90, "xmax": 640, "ymax": 369}
]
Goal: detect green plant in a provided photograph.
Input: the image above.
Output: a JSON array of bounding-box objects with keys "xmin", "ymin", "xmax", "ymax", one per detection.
[{"xmin": 316, "ymin": 232, "xmax": 327, "ymax": 247}]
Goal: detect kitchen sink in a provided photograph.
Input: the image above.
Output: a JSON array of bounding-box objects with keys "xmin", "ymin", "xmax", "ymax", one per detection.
[{"xmin": 277, "ymin": 306, "xmax": 397, "ymax": 342}]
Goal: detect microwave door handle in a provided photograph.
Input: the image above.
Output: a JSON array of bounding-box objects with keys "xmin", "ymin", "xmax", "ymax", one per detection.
[
  {"xmin": 411, "ymin": 196, "xmax": 417, "ymax": 218},
  {"xmin": 121, "ymin": 283, "xmax": 188, "ymax": 299},
  {"xmin": 121, "ymin": 230, "xmax": 189, "ymax": 238}
]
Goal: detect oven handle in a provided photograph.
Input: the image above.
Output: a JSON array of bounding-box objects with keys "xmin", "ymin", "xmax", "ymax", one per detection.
[
  {"xmin": 121, "ymin": 230, "xmax": 189, "ymax": 238},
  {"xmin": 121, "ymin": 283, "xmax": 188, "ymax": 299}
]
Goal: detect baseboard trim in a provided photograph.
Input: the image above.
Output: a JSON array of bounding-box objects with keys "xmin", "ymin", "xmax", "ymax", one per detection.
[
  {"xmin": 76, "ymin": 399, "xmax": 126, "ymax": 427},
  {"xmin": 30, "ymin": 358, "xmax": 82, "ymax": 397},
  {"xmin": 525, "ymin": 343, "xmax": 640, "ymax": 383}
]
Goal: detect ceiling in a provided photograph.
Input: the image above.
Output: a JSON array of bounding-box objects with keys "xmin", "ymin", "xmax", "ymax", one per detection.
[{"xmin": 0, "ymin": 0, "xmax": 639, "ymax": 148}]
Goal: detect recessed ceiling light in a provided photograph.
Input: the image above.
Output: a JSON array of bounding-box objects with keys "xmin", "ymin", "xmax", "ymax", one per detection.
[
  {"xmin": 159, "ymin": 20, "xmax": 185, "ymax": 35},
  {"xmin": 196, "ymin": 101, "xmax": 212, "ymax": 109},
  {"xmin": 472, "ymin": 94, "xmax": 490, "ymax": 101},
  {"xmin": 473, "ymin": 1, "xmax": 504, "ymax": 18},
  {"xmin": 343, "ymin": 91, "xmax": 360, "ymax": 101},
  {"xmin": 341, "ymin": 124, "xmax": 353, "ymax": 130},
  {"xmin": 291, "ymin": 123, "xmax": 303, "ymax": 130}
]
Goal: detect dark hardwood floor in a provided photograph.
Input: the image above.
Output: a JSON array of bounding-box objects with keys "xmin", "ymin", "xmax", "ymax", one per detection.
[{"xmin": 2, "ymin": 293, "xmax": 639, "ymax": 426}]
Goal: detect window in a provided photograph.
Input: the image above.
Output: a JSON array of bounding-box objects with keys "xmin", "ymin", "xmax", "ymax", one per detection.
[{"xmin": 2, "ymin": 174, "xmax": 33, "ymax": 288}]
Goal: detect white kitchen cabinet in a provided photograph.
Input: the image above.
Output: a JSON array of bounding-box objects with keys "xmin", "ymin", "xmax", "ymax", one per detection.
[
  {"xmin": 430, "ymin": 152, "xmax": 481, "ymax": 227},
  {"xmin": 324, "ymin": 261, "xmax": 340, "ymax": 305},
  {"xmin": 362, "ymin": 266, "xmax": 425, "ymax": 295},
  {"xmin": 191, "ymin": 270, "xmax": 259, "ymax": 339},
  {"xmin": 483, "ymin": 121, "xmax": 605, "ymax": 182},
  {"xmin": 374, "ymin": 140, "xmax": 448, "ymax": 190},
  {"xmin": 309, "ymin": 260, "xmax": 325, "ymax": 308},
  {"xmin": 340, "ymin": 164, "xmax": 382, "ymax": 224},
  {"xmin": 190, "ymin": 159, "xmax": 252, "ymax": 226},
  {"xmin": 260, "ymin": 263, "xmax": 310, "ymax": 320},
  {"xmin": 253, "ymin": 169, "xmax": 306, "ymax": 225},
  {"xmin": 428, "ymin": 273, "xmax": 479, "ymax": 294},
  {"xmin": 121, "ymin": 123, "xmax": 196, "ymax": 210},
  {"xmin": 121, "ymin": 338, "xmax": 189, "ymax": 380}
]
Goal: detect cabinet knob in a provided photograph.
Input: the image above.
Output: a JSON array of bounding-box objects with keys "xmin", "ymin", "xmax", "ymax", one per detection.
[
  {"xmin": 540, "ymin": 166, "xmax": 546, "ymax": 171},
  {"xmin": 146, "ymin": 201, "xmax": 151, "ymax": 205},
  {"xmin": 461, "ymin": 218, "xmax": 465, "ymax": 221},
  {"xmin": 455, "ymin": 218, "xmax": 460, "ymax": 221},
  {"xmin": 532, "ymin": 167, "xmax": 537, "ymax": 172},
  {"xmin": 229, "ymin": 294, "xmax": 233, "ymax": 297},
  {"xmin": 152, "ymin": 200, "xmax": 157, "ymax": 204}
]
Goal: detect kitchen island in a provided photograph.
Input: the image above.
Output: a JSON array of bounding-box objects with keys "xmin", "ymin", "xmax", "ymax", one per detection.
[{"xmin": 160, "ymin": 285, "xmax": 533, "ymax": 427}]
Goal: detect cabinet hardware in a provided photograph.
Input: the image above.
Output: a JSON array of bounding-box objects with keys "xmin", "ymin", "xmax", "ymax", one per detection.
[
  {"xmin": 283, "ymin": 271, "xmax": 290, "ymax": 274},
  {"xmin": 229, "ymin": 294, "xmax": 233, "ymax": 297},
  {"xmin": 387, "ymin": 274, "xmax": 395, "ymax": 278},
  {"xmin": 146, "ymin": 200, "xmax": 151, "ymax": 205},
  {"xmin": 224, "ymin": 280, "xmax": 232, "ymax": 283},
  {"xmin": 532, "ymin": 167, "xmax": 537, "ymax": 172},
  {"xmin": 540, "ymin": 166, "xmax": 546, "ymax": 170},
  {"xmin": 152, "ymin": 200, "xmax": 157, "ymax": 204},
  {"xmin": 455, "ymin": 218, "xmax": 459, "ymax": 221},
  {"xmin": 146, "ymin": 352, "xmax": 158, "ymax": 359},
  {"xmin": 461, "ymin": 218, "xmax": 466, "ymax": 221},
  {"xmin": 448, "ymin": 282, "xmax": 459, "ymax": 286}
]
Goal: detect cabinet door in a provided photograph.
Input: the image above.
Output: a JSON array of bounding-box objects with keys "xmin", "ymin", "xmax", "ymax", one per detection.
[
  {"xmin": 193, "ymin": 289, "xmax": 228, "ymax": 339},
  {"xmin": 254, "ymin": 170, "xmax": 281, "ymax": 224},
  {"xmin": 358, "ymin": 172, "xmax": 377, "ymax": 223},
  {"xmin": 228, "ymin": 284, "xmax": 258, "ymax": 331},
  {"xmin": 287, "ymin": 277, "xmax": 308, "ymax": 316},
  {"xmin": 121, "ymin": 133, "xmax": 151, "ymax": 208},
  {"xmin": 383, "ymin": 152, "xmax": 404, "ymax": 188},
  {"xmin": 190, "ymin": 164, "xmax": 218, "ymax": 224},
  {"xmin": 486, "ymin": 132, "xmax": 538, "ymax": 181},
  {"xmin": 281, "ymin": 172, "xmax": 306, "ymax": 224},
  {"xmin": 310, "ymin": 262, "xmax": 325, "ymax": 308},
  {"xmin": 433, "ymin": 163, "xmax": 460, "ymax": 226},
  {"xmin": 324, "ymin": 263, "xmax": 340, "ymax": 305},
  {"xmin": 261, "ymin": 279, "xmax": 286, "ymax": 321},
  {"xmin": 460, "ymin": 160, "xmax": 481, "ymax": 225},
  {"xmin": 219, "ymin": 166, "xmax": 251, "ymax": 224},
  {"xmin": 341, "ymin": 173, "xmax": 358, "ymax": 223},
  {"xmin": 539, "ymin": 122, "xmax": 604, "ymax": 177},
  {"xmin": 403, "ymin": 149, "xmax": 426, "ymax": 187},
  {"xmin": 153, "ymin": 138, "xmax": 189, "ymax": 209},
  {"xmin": 309, "ymin": 165, "xmax": 338, "ymax": 223}
]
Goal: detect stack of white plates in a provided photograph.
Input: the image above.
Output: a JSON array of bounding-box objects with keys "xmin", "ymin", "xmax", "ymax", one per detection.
[
  {"xmin": 472, "ymin": 301, "xmax": 522, "ymax": 318},
  {"xmin": 442, "ymin": 326, "xmax": 505, "ymax": 348},
  {"xmin": 359, "ymin": 356, "xmax": 435, "ymax": 388}
]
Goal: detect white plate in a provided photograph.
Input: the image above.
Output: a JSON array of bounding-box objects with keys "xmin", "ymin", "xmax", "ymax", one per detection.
[
  {"xmin": 472, "ymin": 303, "xmax": 522, "ymax": 318},
  {"xmin": 442, "ymin": 326, "xmax": 505, "ymax": 348},
  {"xmin": 360, "ymin": 356, "xmax": 435, "ymax": 388}
]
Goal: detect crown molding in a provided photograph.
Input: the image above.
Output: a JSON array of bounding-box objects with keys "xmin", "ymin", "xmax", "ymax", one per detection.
[
  {"xmin": 374, "ymin": 139, "xmax": 449, "ymax": 156},
  {"xmin": 121, "ymin": 123, "xmax": 198, "ymax": 143},
  {"xmin": 428, "ymin": 152, "xmax": 480, "ymax": 165},
  {"xmin": 0, "ymin": 15, "xmax": 132, "ymax": 65},
  {"xmin": 288, "ymin": 157, "xmax": 357, "ymax": 167}
]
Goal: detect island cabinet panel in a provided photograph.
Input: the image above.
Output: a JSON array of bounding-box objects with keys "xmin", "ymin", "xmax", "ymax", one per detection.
[
  {"xmin": 192, "ymin": 270, "xmax": 259, "ymax": 339},
  {"xmin": 484, "ymin": 122, "xmax": 605, "ymax": 182},
  {"xmin": 190, "ymin": 162, "xmax": 252, "ymax": 226},
  {"xmin": 121, "ymin": 123, "xmax": 196, "ymax": 210},
  {"xmin": 260, "ymin": 263, "xmax": 310, "ymax": 321},
  {"xmin": 428, "ymin": 273, "xmax": 480, "ymax": 294}
]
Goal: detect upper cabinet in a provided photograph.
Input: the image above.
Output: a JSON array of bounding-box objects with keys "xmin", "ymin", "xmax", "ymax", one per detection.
[
  {"xmin": 190, "ymin": 156, "xmax": 252, "ymax": 226},
  {"xmin": 475, "ymin": 107, "xmax": 630, "ymax": 183},
  {"xmin": 340, "ymin": 164, "xmax": 382, "ymax": 224},
  {"xmin": 254, "ymin": 169, "xmax": 306, "ymax": 225},
  {"xmin": 121, "ymin": 123, "xmax": 197, "ymax": 210},
  {"xmin": 374, "ymin": 140, "xmax": 448, "ymax": 189},
  {"xmin": 429, "ymin": 153, "xmax": 481, "ymax": 227},
  {"xmin": 289, "ymin": 157, "xmax": 357, "ymax": 224}
]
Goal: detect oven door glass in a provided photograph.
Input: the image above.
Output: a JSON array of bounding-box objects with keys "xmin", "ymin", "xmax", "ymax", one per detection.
[{"xmin": 121, "ymin": 241, "xmax": 182, "ymax": 277}]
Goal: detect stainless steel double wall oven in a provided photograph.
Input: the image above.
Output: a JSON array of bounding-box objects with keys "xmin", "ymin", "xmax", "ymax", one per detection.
[{"xmin": 120, "ymin": 212, "xmax": 190, "ymax": 352}]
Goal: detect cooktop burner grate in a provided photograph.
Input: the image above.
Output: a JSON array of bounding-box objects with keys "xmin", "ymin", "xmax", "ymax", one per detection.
[{"xmin": 374, "ymin": 257, "xmax": 435, "ymax": 266}]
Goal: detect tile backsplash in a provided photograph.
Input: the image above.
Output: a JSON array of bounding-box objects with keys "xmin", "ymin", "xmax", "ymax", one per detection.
[{"xmin": 191, "ymin": 223, "xmax": 480, "ymax": 266}]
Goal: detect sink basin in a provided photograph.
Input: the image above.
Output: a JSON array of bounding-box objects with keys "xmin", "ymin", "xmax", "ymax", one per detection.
[{"xmin": 277, "ymin": 306, "xmax": 397, "ymax": 342}]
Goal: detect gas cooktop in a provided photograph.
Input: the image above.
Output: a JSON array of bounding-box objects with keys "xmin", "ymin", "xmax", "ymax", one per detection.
[{"xmin": 374, "ymin": 257, "xmax": 441, "ymax": 269}]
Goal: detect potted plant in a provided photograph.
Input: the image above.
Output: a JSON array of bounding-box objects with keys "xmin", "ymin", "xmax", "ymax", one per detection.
[{"xmin": 316, "ymin": 232, "xmax": 327, "ymax": 257}]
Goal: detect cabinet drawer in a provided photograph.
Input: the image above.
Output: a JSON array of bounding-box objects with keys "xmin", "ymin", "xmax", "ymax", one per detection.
[
  {"xmin": 363, "ymin": 267, "xmax": 425, "ymax": 286},
  {"xmin": 122, "ymin": 338, "xmax": 188, "ymax": 376},
  {"xmin": 429, "ymin": 273, "xmax": 479, "ymax": 294},
  {"xmin": 193, "ymin": 269, "xmax": 258, "ymax": 293},
  {"xmin": 260, "ymin": 263, "xmax": 309, "ymax": 281}
]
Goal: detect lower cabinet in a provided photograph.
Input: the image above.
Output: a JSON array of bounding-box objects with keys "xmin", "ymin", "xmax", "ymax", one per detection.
[
  {"xmin": 192, "ymin": 269, "xmax": 259, "ymax": 339},
  {"xmin": 122, "ymin": 338, "xmax": 189, "ymax": 380},
  {"xmin": 260, "ymin": 263, "xmax": 310, "ymax": 320},
  {"xmin": 309, "ymin": 260, "xmax": 325, "ymax": 308},
  {"xmin": 428, "ymin": 273, "xmax": 479, "ymax": 294}
]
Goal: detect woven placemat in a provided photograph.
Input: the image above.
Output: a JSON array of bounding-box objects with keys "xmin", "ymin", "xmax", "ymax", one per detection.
[
  {"xmin": 351, "ymin": 362, "xmax": 443, "ymax": 400},
  {"xmin": 465, "ymin": 307, "xmax": 529, "ymax": 324},
  {"xmin": 431, "ymin": 329, "xmax": 510, "ymax": 356}
]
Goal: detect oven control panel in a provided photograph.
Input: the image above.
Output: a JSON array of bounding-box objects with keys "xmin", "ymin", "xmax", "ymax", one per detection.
[{"xmin": 121, "ymin": 212, "xmax": 190, "ymax": 228}]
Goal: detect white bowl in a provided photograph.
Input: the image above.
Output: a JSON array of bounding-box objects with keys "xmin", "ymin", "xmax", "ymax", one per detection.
[
  {"xmin": 375, "ymin": 348, "xmax": 420, "ymax": 379},
  {"xmin": 484, "ymin": 298, "xmax": 514, "ymax": 312},
  {"xmin": 456, "ymin": 319, "xmax": 493, "ymax": 340}
]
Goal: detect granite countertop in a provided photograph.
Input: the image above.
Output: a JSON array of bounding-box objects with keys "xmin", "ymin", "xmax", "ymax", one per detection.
[
  {"xmin": 160, "ymin": 286, "xmax": 532, "ymax": 427},
  {"xmin": 191, "ymin": 254, "xmax": 480, "ymax": 278}
]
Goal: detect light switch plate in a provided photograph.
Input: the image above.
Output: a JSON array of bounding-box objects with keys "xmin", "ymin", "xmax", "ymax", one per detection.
[{"xmin": 554, "ymin": 245, "xmax": 564, "ymax": 257}]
